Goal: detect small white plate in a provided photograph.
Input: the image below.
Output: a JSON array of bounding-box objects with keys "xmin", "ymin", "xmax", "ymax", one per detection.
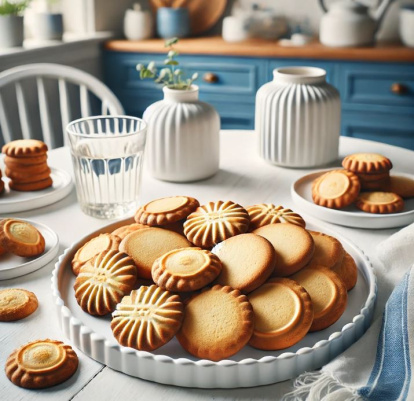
[
  {"xmin": 0, "ymin": 220, "xmax": 59, "ymax": 280},
  {"xmin": 291, "ymin": 171, "xmax": 414, "ymax": 229},
  {"xmin": 0, "ymin": 167, "xmax": 73, "ymax": 213}
]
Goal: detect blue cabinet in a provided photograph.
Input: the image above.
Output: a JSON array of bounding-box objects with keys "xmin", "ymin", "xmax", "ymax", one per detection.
[{"xmin": 103, "ymin": 50, "xmax": 414, "ymax": 149}]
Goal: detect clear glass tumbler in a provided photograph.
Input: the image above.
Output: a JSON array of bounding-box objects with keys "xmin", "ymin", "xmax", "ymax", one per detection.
[{"xmin": 67, "ymin": 116, "xmax": 147, "ymax": 219}]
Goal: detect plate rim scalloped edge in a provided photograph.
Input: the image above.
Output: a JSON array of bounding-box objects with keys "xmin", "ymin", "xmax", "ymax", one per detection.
[{"xmin": 51, "ymin": 219, "xmax": 377, "ymax": 388}]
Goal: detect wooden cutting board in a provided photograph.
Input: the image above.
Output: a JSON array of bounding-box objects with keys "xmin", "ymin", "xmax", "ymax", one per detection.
[{"xmin": 150, "ymin": 0, "xmax": 228, "ymax": 35}]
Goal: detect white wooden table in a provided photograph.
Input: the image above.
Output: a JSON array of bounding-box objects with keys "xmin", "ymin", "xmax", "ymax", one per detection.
[{"xmin": 1, "ymin": 130, "xmax": 413, "ymax": 400}]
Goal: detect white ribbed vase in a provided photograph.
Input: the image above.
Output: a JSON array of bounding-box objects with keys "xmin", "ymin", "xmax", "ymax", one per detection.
[
  {"xmin": 143, "ymin": 86, "xmax": 220, "ymax": 182},
  {"xmin": 256, "ymin": 67, "xmax": 341, "ymax": 167}
]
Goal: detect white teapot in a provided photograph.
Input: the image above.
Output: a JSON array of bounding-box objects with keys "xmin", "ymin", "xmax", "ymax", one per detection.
[{"xmin": 319, "ymin": 0, "xmax": 395, "ymax": 47}]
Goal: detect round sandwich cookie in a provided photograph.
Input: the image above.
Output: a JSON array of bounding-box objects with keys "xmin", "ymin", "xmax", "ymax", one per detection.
[
  {"xmin": 5, "ymin": 339, "xmax": 78, "ymax": 389},
  {"xmin": 253, "ymin": 223, "xmax": 314, "ymax": 277},
  {"xmin": 0, "ymin": 219, "xmax": 45, "ymax": 257},
  {"xmin": 212, "ymin": 233, "xmax": 276, "ymax": 293},
  {"xmin": 176, "ymin": 285, "xmax": 254, "ymax": 361},
  {"xmin": 4, "ymin": 159, "xmax": 49, "ymax": 174},
  {"xmin": 9, "ymin": 176, "xmax": 53, "ymax": 192},
  {"xmin": 383, "ymin": 176, "xmax": 414, "ymax": 199},
  {"xmin": 4, "ymin": 154, "xmax": 48, "ymax": 165},
  {"xmin": 355, "ymin": 192, "xmax": 404, "ymax": 214},
  {"xmin": 290, "ymin": 265, "xmax": 347, "ymax": 332},
  {"xmin": 307, "ymin": 231, "xmax": 345, "ymax": 269},
  {"xmin": 111, "ymin": 285, "xmax": 184, "ymax": 351},
  {"xmin": 332, "ymin": 252, "xmax": 358, "ymax": 291},
  {"xmin": 246, "ymin": 203, "xmax": 306, "ymax": 230},
  {"xmin": 72, "ymin": 233, "xmax": 122, "ymax": 275},
  {"xmin": 5, "ymin": 167, "xmax": 51, "ymax": 183},
  {"xmin": 135, "ymin": 196, "xmax": 200, "ymax": 226},
  {"xmin": 0, "ymin": 288, "xmax": 38, "ymax": 321},
  {"xmin": 359, "ymin": 177, "xmax": 390, "ymax": 191},
  {"xmin": 247, "ymin": 278, "xmax": 313, "ymax": 350},
  {"xmin": 74, "ymin": 250, "xmax": 137, "ymax": 316},
  {"xmin": 111, "ymin": 223, "xmax": 149, "ymax": 240},
  {"xmin": 152, "ymin": 247, "xmax": 222, "ymax": 292},
  {"xmin": 2, "ymin": 139, "xmax": 48, "ymax": 158},
  {"xmin": 357, "ymin": 172, "xmax": 390, "ymax": 182},
  {"xmin": 342, "ymin": 153, "xmax": 392, "ymax": 174},
  {"xmin": 184, "ymin": 200, "xmax": 250, "ymax": 248},
  {"xmin": 119, "ymin": 227, "xmax": 192, "ymax": 279},
  {"xmin": 312, "ymin": 169, "xmax": 360, "ymax": 209}
]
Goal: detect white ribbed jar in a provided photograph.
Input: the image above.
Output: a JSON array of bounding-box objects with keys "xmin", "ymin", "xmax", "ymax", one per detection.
[
  {"xmin": 256, "ymin": 67, "xmax": 341, "ymax": 167},
  {"xmin": 143, "ymin": 86, "xmax": 220, "ymax": 182}
]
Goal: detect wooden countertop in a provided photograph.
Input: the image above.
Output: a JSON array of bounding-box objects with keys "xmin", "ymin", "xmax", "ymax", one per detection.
[{"xmin": 105, "ymin": 36, "xmax": 414, "ymax": 62}]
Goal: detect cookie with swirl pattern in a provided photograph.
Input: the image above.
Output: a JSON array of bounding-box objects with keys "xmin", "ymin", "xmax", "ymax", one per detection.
[
  {"xmin": 183, "ymin": 200, "xmax": 250, "ymax": 248},
  {"xmin": 74, "ymin": 250, "xmax": 137, "ymax": 315}
]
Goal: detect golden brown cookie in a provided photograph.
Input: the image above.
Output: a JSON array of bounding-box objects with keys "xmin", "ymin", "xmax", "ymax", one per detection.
[
  {"xmin": 307, "ymin": 231, "xmax": 345, "ymax": 269},
  {"xmin": 5, "ymin": 339, "xmax": 78, "ymax": 389},
  {"xmin": 119, "ymin": 227, "xmax": 192, "ymax": 279},
  {"xmin": 72, "ymin": 233, "xmax": 122, "ymax": 275},
  {"xmin": 4, "ymin": 154, "xmax": 48, "ymax": 165},
  {"xmin": 5, "ymin": 167, "xmax": 51, "ymax": 183},
  {"xmin": 332, "ymin": 252, "xmax": 358, "ymax": 291},
  {"xmin": 359, "ymin": 177, "xmax": 390, "ymax": 191},
  {"xmin": 312, "ymin": 169, "xmax": 361, "ymax": 209},
  {"xmin": 290, "ymin": 265, "xmax": 347, "ymax": 332},
  {"xmin": 111, "ymin": 223, "xmax": 149, "ymax": 240},
  {"xmin": 247, "ymin": 278, "xmax": 313, "ymax": 350},
  {"xmin": 184, "ymin": 200, "xmax": 250, "ymax": 248},
  {"xmin": 111, "ymin": 285, "xmax": 184, "ymax": 351},
  {"xmin": 253, "ymin": 223, "xmax": 314, "ymax": 277},
  {"xmin": 357, "ymin": 172, "xmax": 390, "ymax": 182},
  {"xmin": 74, "ymin": 250, "xmax": 137, "ymax": 316},
  {"xmin": 2, "ymin": 139, "xmax": 48, "ymax": 158},
  {"xmin": 4, "ymin": 159, "xmax": 49, "ymax": 174},
  {"xmin": 212, "ymin": 233, "xmax": 276, "ymax": 293},
  {"xmin": 152, "ymin": 247, "xmax": 222, "ymax": 292},
  {"xmin": 9, "ymin": 177, "xmax": 53, "ymax": 191},
  {"xmin": 0, "ymin": 288, "xmax": 38, "ymax": 321},
  {"xmin": 0, "ymin": 219, "xmax": 45, "ymax": 257},
  {"xmin": 342, "ymin": 153, "xmax": 392, "ymax": 174},
  {"xmin": 176, "ymin": 285, "xmax": 254, "ymax": 361},
  {"xmin": 383, "ymin": 176, "xmax": 414, "ymax": 198},
  {"xmin": 247, "ymin": 204, "xmax": 306, "ymax": 230},
  {"xmin": 135, "ymin": 196, "xmax": 200, "ymax": 226},
  {"xmin": 355, "ymin": 192, "xmax": 404, "ymax": 214}
]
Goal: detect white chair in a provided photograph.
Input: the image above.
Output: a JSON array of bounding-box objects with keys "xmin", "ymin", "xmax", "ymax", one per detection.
[{"xmin": 0, "ymin": 63, "xmax": 124, "ymax": 149}]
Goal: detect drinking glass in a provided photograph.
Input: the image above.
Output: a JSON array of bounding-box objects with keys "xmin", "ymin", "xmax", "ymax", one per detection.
[{"xmin": 67, "ymin": 116, "xmax": 147, "ymax": 219}]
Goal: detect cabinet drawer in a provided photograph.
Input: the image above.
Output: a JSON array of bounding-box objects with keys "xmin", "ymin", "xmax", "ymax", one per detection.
[
  {"xmin": 104, "ymin": 52, "xmax": 267, "ymax": 102},
  {"xmin": 338, "ymin": 63, "xmax": 414, "ymax": 112},
  {"xmin": 341, "ymin": 110, "xmax": 414, "ymax": 150}
]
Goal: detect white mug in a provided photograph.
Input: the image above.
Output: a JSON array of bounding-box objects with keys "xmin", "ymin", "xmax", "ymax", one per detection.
[
  {"xmin": 400, "ymin": 6, "xmax": 414, "ymax": 48},
  {"xmin": 124, "ymin": 8, "xmax": 153, "ymax": 40}
]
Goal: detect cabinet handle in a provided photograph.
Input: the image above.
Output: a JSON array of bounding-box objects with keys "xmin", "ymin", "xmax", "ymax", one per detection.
[
  {"xmin": 203, "ymin": 72, "xmax": 219, "ymax": 84},
  {"xmin": 390, "ymin": 83, "xmax": 408, "ymax": 95}
]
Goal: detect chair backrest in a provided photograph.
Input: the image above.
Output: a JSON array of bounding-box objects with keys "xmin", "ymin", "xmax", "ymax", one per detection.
[{"xmin": 0, "ymin": 63, "xmax": 125, "ymax": 149}]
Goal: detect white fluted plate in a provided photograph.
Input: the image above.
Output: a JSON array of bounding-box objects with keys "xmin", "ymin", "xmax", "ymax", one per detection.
[
  {"xmin": 51, "ymin": 218, "xmax": 376, "ymax": 388},
  {"xmin": 291, "ymin": 171, "xmax": 414, "ymax": 229}
]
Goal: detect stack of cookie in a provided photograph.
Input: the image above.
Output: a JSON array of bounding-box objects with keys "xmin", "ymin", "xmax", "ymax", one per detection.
[
  {"xmin": 312, "ymin": 152, "xmax": 413, "ymax": 214},
  {"xmin": 342, "ymin": 153, "xmax": 392, "ymax": 191},
  {"xmin": 2, "ymin": 139, "xmax": 52, "ymax": 192},
  {"xmin": 70, "ymin": 195, "xmax": 356, "ymax": 361}
]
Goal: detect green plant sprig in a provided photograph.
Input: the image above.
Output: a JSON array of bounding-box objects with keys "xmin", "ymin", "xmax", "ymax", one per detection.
[
  {"xmin": 136, "ymin": 37, "xmax": 198, "ymax": 90},
  {"xmin": 0, "ymin": 0, "xmax": 31, "ymax": 16}
]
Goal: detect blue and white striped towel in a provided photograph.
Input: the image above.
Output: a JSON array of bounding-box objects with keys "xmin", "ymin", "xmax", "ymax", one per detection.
[{"xmin": 284, "ymin": 223, "xmax": 414, "ymax": 401}]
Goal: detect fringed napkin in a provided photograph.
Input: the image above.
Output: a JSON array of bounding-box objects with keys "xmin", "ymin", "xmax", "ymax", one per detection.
[{"xmin": 283, "ymin": 223, "xmax": 414, "ymax": 401}]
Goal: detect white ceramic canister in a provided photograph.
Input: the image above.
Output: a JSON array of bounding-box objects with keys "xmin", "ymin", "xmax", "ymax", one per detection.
[
  {"xmin": 124, "ymin": 4, "xmax": 153, "ymax": 40},
  {"xmin": 256, "ymin": 67, "xmax": 341, "ymax": 168},
  {"xmin": 143, "ymin": 86, "xmax": 220, "ymax": 182}
]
